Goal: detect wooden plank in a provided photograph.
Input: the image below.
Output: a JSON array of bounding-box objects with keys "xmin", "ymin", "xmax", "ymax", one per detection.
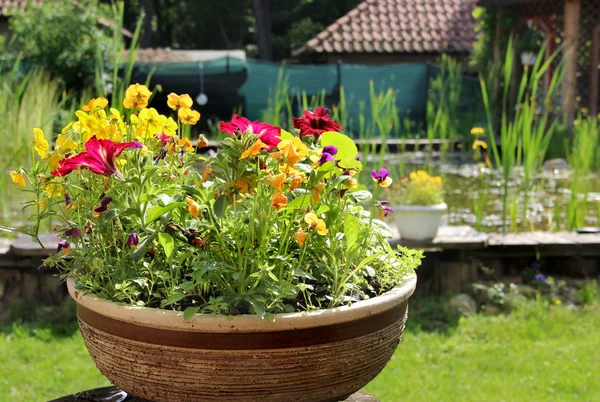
[
  {"xmin": 9, "ymin": 233, "xmax": 59, "ymax": 257},
  {"xmin": 390, "ymin": 225, "xmax": 487, "ymax": 250},
  {"xmin": 487, "ymin": 233, "xmax": 539, "ymax": 246},
  {"xmin": 525, "ymin": 231, "xmax": 577, "ymax": 246},
  {"xmin": 553, "ymin": 232, "xmax": 600, "ymax": 245},
  {"xmin": 0, "ymin": 238, "xmax": 10, "ymax": 255},
  {"xmin": 562, "ymin": 0, "xmax": 581, "ymax": 123}
]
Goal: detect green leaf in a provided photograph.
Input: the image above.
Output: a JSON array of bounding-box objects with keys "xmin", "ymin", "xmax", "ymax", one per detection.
[
  {"xmin": 344, "ymin": 214, "xmax": 360, "ymax": 250},
  {"xmin": 348, "ymin": 190, "xmax": 372, "ymax": 203},
  {"xmin": 287, "ymin": 194, "xmax": 312, "ymax": 209},
  {"xmin": 245, "ymin": 296, "xmax": 266, "ymax": 319},
  {"xmin": 213, "ymin": 194, "xmax": 229, "ymax": 218},
  {"xmin": 320, "ymin": 131, "xmax": 358, "ymax": 160},
  {"xmin": 158, "ymin": 232, "xmax": 174, "ymax": 260},
  {"xmin": 338, "ymin": 158, "xmax": 362, "ymax": 170},
  {"xmin": 0, "ymin": 225, "xmax": 19, "ymax": 233},
  {"xmin": 147, "ymin": 202, "xmax": 186, "ymax": 223},
  {"xmin": 162, "ymin": 291, "xmax": 185, "ymax": 307},
  {"xmin": 318, "ymin": 161, "xmax": 336, "ymax": 172},
  {"xmin": 293, "ymin": 267, "xmax": 316, "ymax": 280},
  {"xmin": 183, "ymin": 306, "xmax": 201, "ymax": 320},
  {"xmin": 278, "ymin": 129, "xmax": 295, "ymax": 141},
  {"xmin": 316, "ymin": 205, "xmax": 330, "ymax": 215}
]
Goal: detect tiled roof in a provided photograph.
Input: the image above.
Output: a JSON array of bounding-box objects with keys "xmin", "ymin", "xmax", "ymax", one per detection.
[
  {"xmin": 124, "ymin": 48, "xmax": 193, "ymax": 63},
  {"xmin": 293, "ymin": 0, "xmax": 477, "ymax": 57},
  {"xmin": 0, "ymin": 0, "xmax": 41, "ymax": 16}
]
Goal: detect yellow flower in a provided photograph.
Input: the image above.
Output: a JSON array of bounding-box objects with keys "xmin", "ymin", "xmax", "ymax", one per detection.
[
  {"xmin": 232, "ymin": 179, "xmax": 249, "ymax": 194},
  {"xmin": 10, "ymin": 171, "xmax": 25, "ymax": 187},
  {"xmin": 473, "ymin": 139, "xmax": 488, "ymax": 150},
  {"xmin": 470, "ymin": 127, "xmax": 485, "ymax": 136},
  {"xmin": 270, "ymin": 137, "xmax": 308, "ymax": 165},
  {"xmin": 162, "ymin": 117, "xmax": 178, "ymax": 137},
  {"xmin": 186, "ymin": 196, "xmax": 201, "ymax": 218},
  {"xmin": 82, "ymin": 97, "xmax": 108, "ymax": 112},
  {"xmin": 304, "ymin": 212, "xmax": 328, "ymax": 235},
  {"xmin": 178, "ymin": 107, "xmax": 201, "ymax": 125},
  {"xmin": 294, "ymin": 228, "xmax": 307, "ymax": 247},
  {"xmin": 267, "ymin": 173, "xmax": 286, "ymax": 191},
  {"xmin": 47, "ymin": 152, "xmax": 63, "ymax": 171},
  {"xmin": 44, "ymin": 183, "xmax": 64, "ymax": 198},
  {"xmin": 123, "ymin": 84, "xmax": 152, "ymax": 110},
  {"xmin": 573, "ymin": 119, "xmax": 580, "ymax": 126},
  {"xmin": 347, "ymin": 177, "xmax": 358, "ymax": 188},
  {"xmin": 554, "ymin": 299, "xmax": 562, "ymax": 305},
  {"xmin": 240, "ymin": 139, "xmax": 269, "ymax": 159},
  {"xmin": 141, "ymin": 145, "xmax": 150, "ymax": 156},
  {"xmin": 167, "ymin": 93, "xmax": 193, "ymax": 110},
  {"xmin": 55, "ymin": 134, "xmax": 77, "ymax": 153},
  {"xmin": 33, "ymin": 128, "xmax": 49, "ymax": 158},
  {"xmin": 271, "ymin": 192, "xmax": 288, "ymax": 210},
  {"xmin": 138, "ymin": 107, "xmax": 164, "ymax": 136}
]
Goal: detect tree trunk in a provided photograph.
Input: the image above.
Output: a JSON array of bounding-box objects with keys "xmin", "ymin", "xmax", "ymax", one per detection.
[
  {"xmin": 140, "ymin": 0, "xmax": 156, "ymax": 48},
  {"xmin": 252, "ymin": 0, "xmax": 273, "ymax": 60}
]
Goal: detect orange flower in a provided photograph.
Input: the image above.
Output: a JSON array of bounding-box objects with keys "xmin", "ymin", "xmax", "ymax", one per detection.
[
  {"xmin": 201, "ymin": 166, "xmax": 212, "ymax": 183},
  {"xmin": 167, "ymin": 93, "xmax": 193, "ymax": 110},
  {"xmin": 82, "ymin": 97, "xmax": 108, "ymax": 112},
  {"xmin": 197, "ymin": 135, "xmax": 209, "ymax": 148},
  {"xmin": 240, "ymin": 139, "xmax": 269, "ymax": 159},
  {"xmin": 312, "ymin": 183, "xmax": 324, "ymax": 203},
  {"xmin": 271, "ymin": 192, "xmax": 288, "ymax": 210},
  {"xmin": 347, "ymin": 177, "xmax": 358, "ymax": 188},
  {"xmin": 178, "ymin": 107, "xmax": 201, "ymax": 125},
  {"xmin": 294, "ymin": 228, "xmax": 307, "ymax": 247},
  {"xmin": 233, "ymin": 179, "xmax": 249, "ymax": 194},
  {"xmin": 267, "ymin": 173, "xmax": 286, "ymax": 191},
  {"xmin": 270, "ymin": 137, "xmax": 308, "ymax": 165},
  {"xmin": 179, "ymin": 137, "xmax": 195, "ymax": 153},
  {"xmin": 186, "ymin": 196, "xmax": 201, "ymax": 218}
]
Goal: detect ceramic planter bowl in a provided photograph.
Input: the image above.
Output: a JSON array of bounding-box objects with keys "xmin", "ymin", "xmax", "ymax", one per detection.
[
  {"xmin": 393, "ymin": 203, "xmax": 447, "ymax": 241},
  {"xmin": 67, "ymin": 275, "xmax": 417, "ymax": 402}
]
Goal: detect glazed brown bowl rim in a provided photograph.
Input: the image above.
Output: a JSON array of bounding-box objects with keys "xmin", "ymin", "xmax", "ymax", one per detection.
[{"xmin": 67, "ymin": 274, "xmax": 416, "ymax": 333}]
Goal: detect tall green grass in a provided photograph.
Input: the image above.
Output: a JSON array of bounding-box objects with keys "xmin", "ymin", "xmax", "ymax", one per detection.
[
  {"xmin": 566, "ymin": 115, "xmax": 599, "ymax": 230},
  {"xmin": 426, "ymin": 55, "xmax": 463, "ymax": 151},
  {"xmin": 0, "ymin": 68, "xmax": 64, "ymax": 224},
  {"xmin": 481, "ymin": 37, "xmax": 565, "ymax": 232}
]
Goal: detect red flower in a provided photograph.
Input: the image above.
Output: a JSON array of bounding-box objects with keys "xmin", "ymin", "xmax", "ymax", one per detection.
[
  {"xmin": 220, "ymin": 114, "xmax": 281, "ymax": 150},
  {"xmin": 292, "ymin": 106, "xmax": 342, "ymax": 138},
  {"xmin": 52, "ymin": 137, "xmax": 141, "ymax": 179}
]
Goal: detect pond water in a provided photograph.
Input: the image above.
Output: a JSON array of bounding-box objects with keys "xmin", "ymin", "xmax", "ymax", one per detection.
[{"xmin": 378, "ymin": 154, "xmax": 600, "ymax": 233}]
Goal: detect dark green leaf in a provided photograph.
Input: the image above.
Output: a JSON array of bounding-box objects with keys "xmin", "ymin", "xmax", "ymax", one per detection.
[
  {"xmin": 158, "ymin": 232, "xmax": 174, "ymax": 260},
  {"xmin": 147, "ymin": 202, "xmax": 186, "ymax": 223},
  {"xmin": 213, "ymin": 194, "xmax": 229, "ymax": 218},
  {"xmin": 183, "ymin": 306, "xmax": 201, "ymax": 320}
]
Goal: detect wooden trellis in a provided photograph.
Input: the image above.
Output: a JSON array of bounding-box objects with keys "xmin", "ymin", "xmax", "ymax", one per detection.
[{"xmin": 482, "ymin": 0, "xmax": 600, "ymax": 117}]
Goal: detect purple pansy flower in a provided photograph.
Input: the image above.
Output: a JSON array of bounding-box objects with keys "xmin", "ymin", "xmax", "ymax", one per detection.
[
  {"xmin": 56, "ymin": 240, "xmax": 71, "ymax": 254},
  {"xmin": 65, "ymin": 193, "xmax": 71, "ymax": 207},
  {"xmin": 534, "ymin": 273, "xmax": 546, "ymax": 283},
  {"xmin": 372, "ymin": 168, "xmax": 393, "ymax": 187},
  {"xmin": 65, "ymin": 227, "xmax": 83, "ymax": 238},
  {"xmin": 318, "ymin": 152, "xmax": 336, "ymax": 165},
  {"xmin": 322, "ymin": 145, "xmax": 338, "ymax": 156},
  {"xmin": 127, "ymin": 232, "xmax": 139, "ymax": 247},
  {"xmin": 94, "ymin": 197, "xmax": 113, "ymax": 214}
]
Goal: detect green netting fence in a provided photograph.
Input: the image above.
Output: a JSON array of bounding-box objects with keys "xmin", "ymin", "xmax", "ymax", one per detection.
[{"xmin": 131, "ymin": 57, "xmax": 481, "ymax": 138}]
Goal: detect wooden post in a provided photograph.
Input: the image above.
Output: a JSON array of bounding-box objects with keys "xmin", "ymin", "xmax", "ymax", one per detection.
[
  {"xmin": 562, "ymin": 0, "xmax": 581, "ymax": 124},
  {"xmin": 590, "ymin": 24, "xmax": 600, "ymax": 116}
]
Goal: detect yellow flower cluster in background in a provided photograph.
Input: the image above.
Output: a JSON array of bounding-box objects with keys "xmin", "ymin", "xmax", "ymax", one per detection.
[{"xmin": 392, "ymin": 170, "xmax": 443, "ymax": 206}]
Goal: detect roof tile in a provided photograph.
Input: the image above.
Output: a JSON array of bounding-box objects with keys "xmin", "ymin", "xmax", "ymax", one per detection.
[{"xmin": 293, "ymin": 0, "xmax": 477, "ymax": 57}]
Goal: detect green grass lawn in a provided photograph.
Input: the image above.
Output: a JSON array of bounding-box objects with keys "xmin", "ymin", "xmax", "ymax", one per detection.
[{"xmin": 1, "ymin": 299, "xmax": 599, "ymax": 402}]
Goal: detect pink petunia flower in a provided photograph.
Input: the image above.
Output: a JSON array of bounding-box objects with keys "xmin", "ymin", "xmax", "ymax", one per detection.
[
  {"xmin": 52, "ymin": 138, "xmax": 141, "ymax": 179},
  {"xmin": 220, "ymin": 114, "xmax": 281, "ymax": 150}
]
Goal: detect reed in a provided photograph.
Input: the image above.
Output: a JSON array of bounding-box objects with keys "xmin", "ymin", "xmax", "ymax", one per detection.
[
  {"xmin": 480, "ymin": 37, "xmax": 564, "ymax": 232},
  {"xmin": 566, "ymin": 115, "xmax": 599, "ymax": 230}
]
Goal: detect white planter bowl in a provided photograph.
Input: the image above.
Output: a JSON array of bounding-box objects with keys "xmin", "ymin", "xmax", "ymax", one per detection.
[{"xmin": 393, "ymin": 203, "xmax": 447, "ymax": 241}]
